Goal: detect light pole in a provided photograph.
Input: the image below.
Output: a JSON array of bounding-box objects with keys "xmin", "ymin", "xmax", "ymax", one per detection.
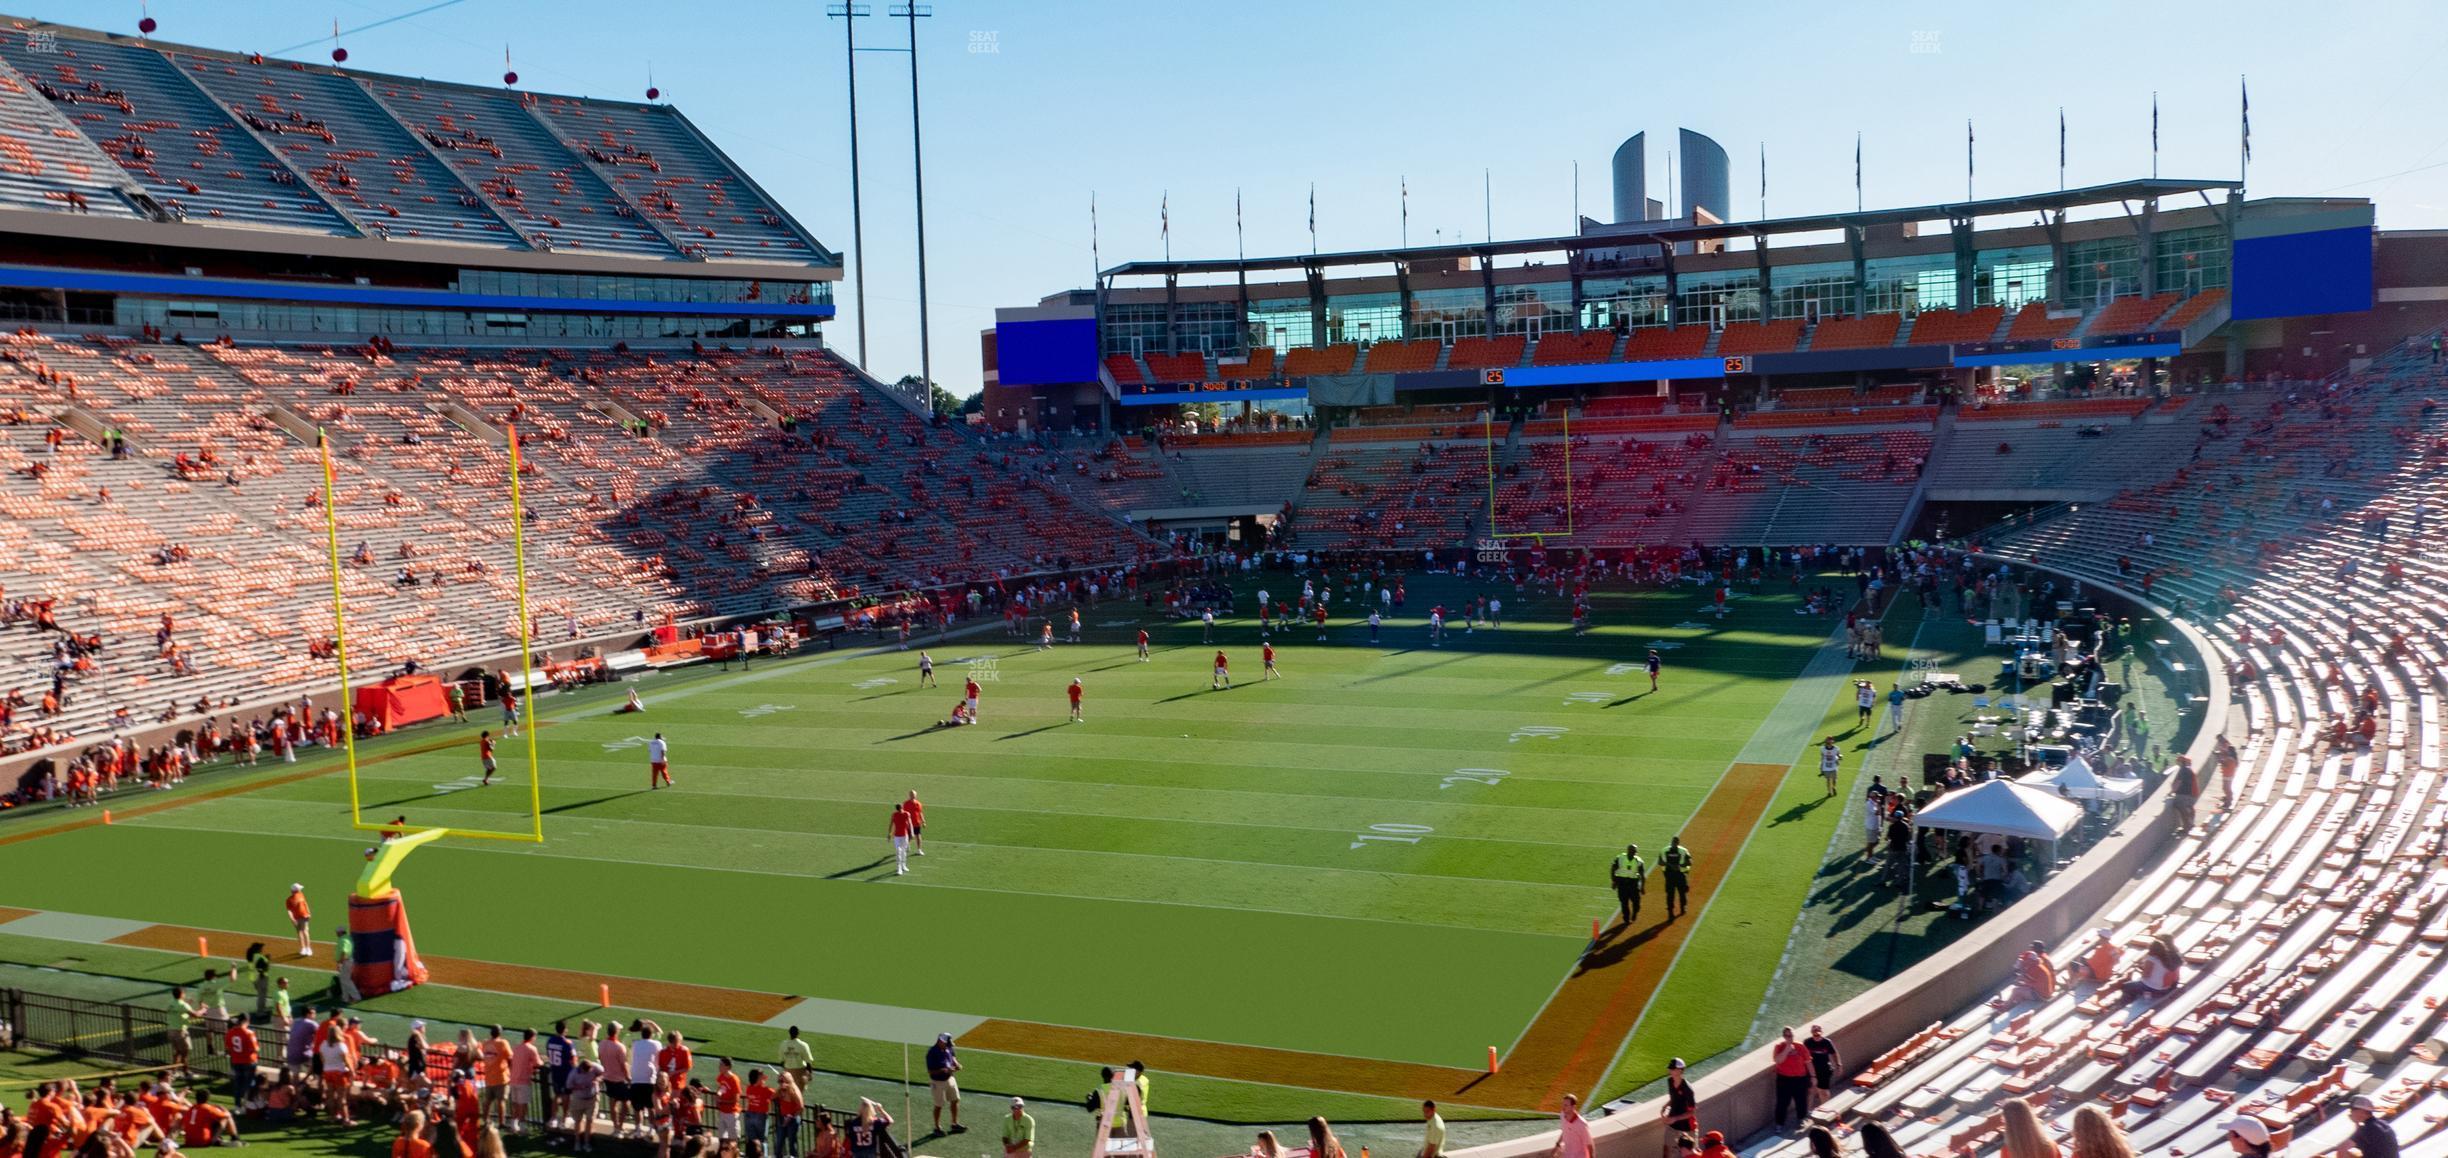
[
  {"xmin": 824, "ymin": 3, "xmax": 871, "ymax": 370},
  {"xmin": 893, "ymin": 3, "xmax": 935, "ymax": 399}
]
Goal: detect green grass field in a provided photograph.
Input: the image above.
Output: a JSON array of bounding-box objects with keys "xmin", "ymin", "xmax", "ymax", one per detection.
[{"xmin": 0, "ymin": 573, "xmax": 1913, "ymax": 1127}]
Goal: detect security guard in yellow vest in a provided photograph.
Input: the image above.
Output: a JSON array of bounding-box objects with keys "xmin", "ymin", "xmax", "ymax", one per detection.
[
  {"xmin": 1659, "ymin": 836, "xmax": 1694, "ymax": 919},
  {"xmin": 1610, "ymin": 843, "xmax": 1647, "ymax": 926}
]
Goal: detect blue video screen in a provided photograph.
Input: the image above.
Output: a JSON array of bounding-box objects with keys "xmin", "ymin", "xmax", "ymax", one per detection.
[
  {"xmin": 2231, "ymin": 225, "xmax": 2373, "ymax": 320},
  {"xmin": 995, "ymin": 317, "xmax": 1100, "ymax": 385}
]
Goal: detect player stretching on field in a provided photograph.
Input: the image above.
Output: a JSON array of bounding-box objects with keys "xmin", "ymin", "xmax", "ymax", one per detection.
[
  {"xmin": 918, "ymin": 651, "xmax": 937, "ymax": 688},
  {"xmin": 1068, "ymin": 678, "xmax": 1084, "ymax": 721},
  {"xmin": 1211, "ymin": 650, "xmax": 1231, "ymax": 690},
  {"xmin": 1136, "ymin": 629, "xmax": 1150, "ymax": 662},
  {"xmin": 477, "ymin": 730, "xmax": 497, "ymax": 786},
  {"xmin": 964, "ymin": 676, "xmax": 981, "ymax": 723},
  {"xmin": 1647, "ymin": 649, "xmax": 1662, "ymax": 692},
  {"xmin": 648, "ymin": 732, "xmax": 672, "ymax": 789},
  {"xmin": 1263, "ymin": 642, "xmax": 1281, "ymax": 680}
]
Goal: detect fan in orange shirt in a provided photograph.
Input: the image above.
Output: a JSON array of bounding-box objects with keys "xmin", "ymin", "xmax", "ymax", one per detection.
[
  {"xmin": 392, "ymin": 1110, "xmax": 436, "ymax": 1158},
  {"xmin": 285, "ymin": 884, "xmax": 314, "ymax": 956},
  {"xmin": 181, "ymin": 1093, "xmax": 239, "ymax": 1148}
]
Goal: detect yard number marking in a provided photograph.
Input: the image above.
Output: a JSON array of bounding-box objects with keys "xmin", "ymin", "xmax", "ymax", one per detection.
[
  {"xmin": 1604, "ymin": 662, "xmax": 1642, "ymax": 677},
  {"xmin": 1565, "ymin": 691, "xmax": 1610, "ymax": 705},
  {"xmin": 1440, "ymin": 768, "xmax": 1511, "ymax": 789},
  {"xmin": 601, "ymin": 735, "xmax": 652, "ymax": 752},
  {"xmin": 1350, "ymin": 822, "xmax": 1433, "ymax": 849},
  {"xmin": 851, "ymin": 677, "xmax": 899, "ymax": 689},
  {"xmin": 432, "ymin": 774, "xmax": 487, "ymax": 794},
  {"xmin": 1509, "ymin": 725, "xmax": 1569, "ymax": 743},
  {"xmin": 738, "ymin": 704, "xmax": 797, "ymax": 718}
]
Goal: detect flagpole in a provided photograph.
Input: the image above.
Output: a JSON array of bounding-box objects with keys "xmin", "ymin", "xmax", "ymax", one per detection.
[
  {"xmin": 1400, "ymin": 176, "xmax": 1408, "ymax": 249},
  {"xmin": 1966, "ymin": 120, "xmax": 1974, "ymax": 202},
  {"xmin": 1235, "ymin": 187, "xmax": 1243, "ymax": 263},
  {"xmin": 1483, "ymin": 168, "xmax": 1492, "ymax": 244},
  {"xmin": 1854, "ymin": 132, "xmax": 1862, "ymax": 213},
  {"xmin": 1160, "ymin": 191, "xmax": 1169, "ymax": 263},
  {"xmin": 2240, "ymin": 75, "xmax": 2251, "ymax": 190},
  {"xmin": 1089, "ymin": 192, "xmax": 1098, "ymax": 285},
  {"xmin": 2152, "ymin": 93, "xmax": 2160, "ymax": 180},
  {"xmin": 2057, "ymin": 107, "xmax": 2065, "ymax": 192},
  {"xmin": 1758, "ymin": 141, "xmax": 1766, "ymax": 220}
]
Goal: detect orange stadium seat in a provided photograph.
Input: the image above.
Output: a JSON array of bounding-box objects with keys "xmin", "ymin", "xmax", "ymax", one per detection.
[
  {"xmin": 1530, "ymin": 331, "xmax": 1615, "ymax": 366},
  {"xmin": 1281, "ymin": 344, "xmax": 1358, "ymax": 377},
  {"xmin": 1361, "ymin": 339, "xmax": 1442, "ymax": 374},
  {"xmin": 2005, "ymin": 302, "xmax": 2081, "ymax": 341},
  {"xmin": 1806, "ymin": 313, "xmax": 1901, "ymax": 351},
  {"xmin": 1218, "ymin": 348, "xmax": 1276, "ymax": 380},
  {"xmin": 2086, "ymin": 293, "xmax": 2184, "ymax": 336},
  {"xmin": 1620, "ymin": 326, "xmax": 1711, "ymax": 361},
  {"xmin": 1716, "ymin": 319, "xmax": 1804, "ymax": 356},
  {"xmin": 1903, "ymin": 306, "xmax": 2005, "ymax": 345},
  {"xmin": 1445, "ymin": 334, "xmax": 1526, "ymax": 370}
]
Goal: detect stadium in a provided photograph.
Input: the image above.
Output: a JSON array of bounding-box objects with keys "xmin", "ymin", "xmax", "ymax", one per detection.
[{"xmin": 0, "ymin": 8, "xmax": 2443, "ymax": 1158}]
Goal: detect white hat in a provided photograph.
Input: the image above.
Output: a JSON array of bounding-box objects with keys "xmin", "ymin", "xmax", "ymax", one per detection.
[
  {"xmin": 290, "ymin": 883, "xmax": 304, "ymax": 892},
  {"xmin": 2222, "ymin": 1117, "xmax": 2271, "ymax": 1147}
]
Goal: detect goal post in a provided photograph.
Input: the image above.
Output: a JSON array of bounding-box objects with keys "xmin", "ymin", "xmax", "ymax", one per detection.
[
  {"xmin": 1483, "ymin": 403, "xmax": 1572, "ymax": 542},
  {"xmin": 320, "ymin": 425, "xmax": 544, "ymax": 844}
]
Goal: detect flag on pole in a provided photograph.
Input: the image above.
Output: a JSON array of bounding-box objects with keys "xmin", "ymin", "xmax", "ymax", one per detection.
[
  {"xmin": 2152, "ymin": 92, "xmax": 2160, "ymax": 178},
  {"xmin": 2057, "ymin": 107, "xmax": 2066, "ymax": 191},
  {"xmin": 1854, "ymin": 132, "xmax": 1862, "ymax": 212},
  {"xmin": 1308, "ymin": 183, "xmax": 1316, "ymax": 254},
  {"xmin": 1758, "ymin": 141, "xmax": 1766, "ymax": 220},
  {"xmin": 1090, "ymin": 192, "xmax": 1098, "ymax": 279},
  {"xmin": 1235, "ymin": 187, "xmax": 1243, "ymax": 262},
  {"xmin": 1400, "ymin": 176, "xmax": 1408, "ymax": 248},
  {"xmin": 2241, "ymin": 75, "xmax": 2252, "ymax": 165},
  {"xmin": 1966, "ymin": 119, "xmax": 1974, "ymax": 200}
]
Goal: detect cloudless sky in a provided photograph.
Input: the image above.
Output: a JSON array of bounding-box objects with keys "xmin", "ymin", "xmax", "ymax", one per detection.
[{"xmin": 16, "ymin": 1, "xmax": 2448, "ymax": 394}]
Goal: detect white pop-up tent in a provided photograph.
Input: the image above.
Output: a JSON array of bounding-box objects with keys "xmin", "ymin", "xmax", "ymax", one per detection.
[
  {"xmin": 1914, "ymin": 779, "xmax": 2085, "ymax": 842},
  {"xmin": 2019, "ymin": 752, "xmax": 2146, "ymax": 804}
]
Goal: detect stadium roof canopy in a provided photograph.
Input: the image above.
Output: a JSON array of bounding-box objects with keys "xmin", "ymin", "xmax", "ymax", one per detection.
[{"xmin": 1101, "ymin": 178, "xmax": 2240, "ymax": 280}]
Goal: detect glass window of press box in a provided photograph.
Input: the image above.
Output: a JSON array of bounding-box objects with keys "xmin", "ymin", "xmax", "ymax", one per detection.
[
  {"xmin": 1579, "ymin": 275, "xmax": 1668, "ymax": 332},
  {"xmin": 1672, "ymin": 267, "xmax": 1761, "ymax": 328},
  {"xmin": 2063, "ymin": 236, "xmax": 2141, "ymax": 306},
  {"xmin": 2152, "ymin": 226, "xmax": 2229, "ymax": 296},
  {"xmin": 1245, "ymin": 296, "xmax": 1314, "ymax": 353},
  {"xmin": 452, "ymin": 269, "xmax": 831, "ymax": 308},
  {"xmin": 109, "ymin": 298, "xmax": 815, "ymax": 340},
  {"xmin": 1408, "ymin": 286, "xmax": 1487, "ymax": 342},
  {"xmin": 1971, "ymin": 247, "xmax": 2053, "ymax": 311},
  {"xmin": 1861, "ymin": 254, "xmax": 1959, "ymax": 316},
  {"xmin": 1766, "ymin": 261, "xmax": 1856, "ymax": 322},
  {"xmin": 1324, "ymin": 292, "xmax": 1401, "ymax": 346},
  {"xmin": 1492, "ymin": 281, "xmax": 1572, "ymax": 337}
]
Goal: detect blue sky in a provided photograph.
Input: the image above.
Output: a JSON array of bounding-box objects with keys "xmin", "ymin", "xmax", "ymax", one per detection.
[{"xmin": 18, "ymin": 1, "xmax": 2445, "ymax": 394}]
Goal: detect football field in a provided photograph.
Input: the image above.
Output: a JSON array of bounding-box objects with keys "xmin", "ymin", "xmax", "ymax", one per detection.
[{"xmin": 0, "ymin": 574, "xmax": 1910, "ymax": 1121}]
